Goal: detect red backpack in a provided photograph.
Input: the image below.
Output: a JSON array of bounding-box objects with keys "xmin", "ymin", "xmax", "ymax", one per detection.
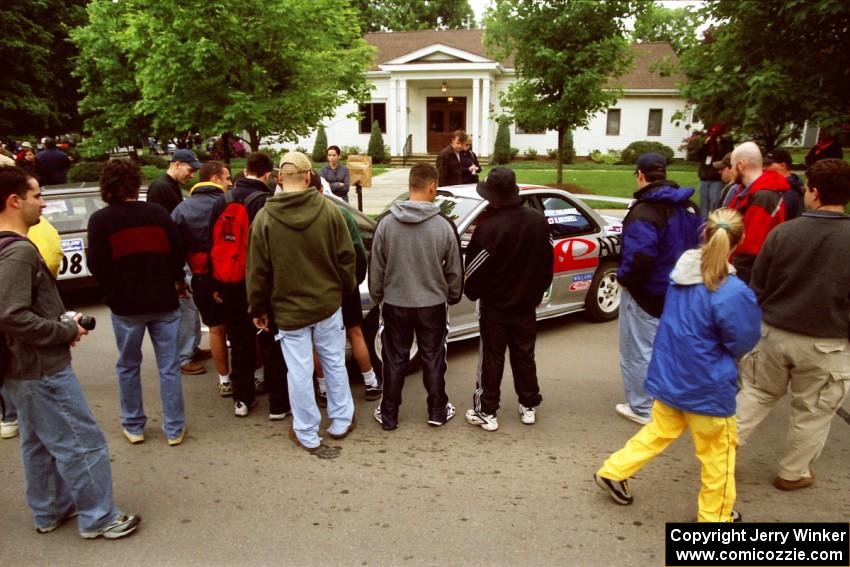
[{"xmin": 210, "ymin": 191, "xmax": 264, "ymax": 284}]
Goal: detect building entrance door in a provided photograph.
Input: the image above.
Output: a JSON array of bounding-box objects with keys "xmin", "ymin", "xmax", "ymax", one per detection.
[{"xmin": 426, "ymin": 97, "xmax": 467, "ymax": 153}]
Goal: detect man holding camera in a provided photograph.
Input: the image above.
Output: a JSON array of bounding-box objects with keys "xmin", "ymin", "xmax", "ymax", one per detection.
[{"xmin": 0, "ymin": 166, "xmax": 140, "ymax": 539}]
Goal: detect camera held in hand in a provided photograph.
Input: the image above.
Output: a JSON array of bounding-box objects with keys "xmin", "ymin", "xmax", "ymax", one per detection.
[{"xmin": 62, "ymin": 311, "xmax": 96, "ymax": 331}]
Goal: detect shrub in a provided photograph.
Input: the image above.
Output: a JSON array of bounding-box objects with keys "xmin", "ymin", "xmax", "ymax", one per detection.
[
  {"xmin": 525, "ymin": 148, "xmax": 538, "ymax": 160},
  {"xmin": 546, "ymin": 133, "xmax": 576, "ymax": 163},
  {"xmin": 367, "ymin": 120, "xmax": 387, "ymax": 164},
  {"xmin": 590, "ymin": 149, "xmax": 622, "ymax": 165},
  {"xmin": 312, "ymin": 125, "xmax": 328, "ymax": 163},
  {"xmin": 67, "ymin": 161, "xmax": 106, "ymax": 183},
  {"xmin": 509, "ymin": 147, "xmax": 519, "ymax": 160},
  {"xmin": 341, "ymin": 146, "xmax": 361, "ymax": 160},
  {"xmin": 491, "ymin": 118, "xmax": 512, "ymax": 165},
  {"xmin": 620, "ymin": 141, "xmax": 675, "ymax": 165},
  {"xmin": 139, "ymin": 154, "xmax": 169, "ymax": 168}
]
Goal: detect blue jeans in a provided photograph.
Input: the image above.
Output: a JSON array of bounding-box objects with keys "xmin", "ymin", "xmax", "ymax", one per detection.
[
  {"xmin": 111, "ymin": 309, "xmax": 185, "ymax": 439},
  {"xmin": 178, "ymin": 267, "xmax": 201, "ymax": 365},
  {"xmin": 619, "ymin": 289, "xmax": 658, "ymax": 419},
  {"xmin": 699, "ymin": 180, "xmax": 724, "ymax": 216},
  {"xmin": 5, "ymin": 366, "xmax": 121, "ymax": 533},
  {"xmin": 1, "ymin": 385, "xmax": 17, "ymax": 422},
  {"xmin": 278, "ymin": 308, "xmax": 354, "ymax": 448}
]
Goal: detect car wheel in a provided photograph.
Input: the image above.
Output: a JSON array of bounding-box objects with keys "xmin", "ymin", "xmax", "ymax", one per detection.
[
  {"xmin": 585, "ymin": 261, "xmax": 620, "ymax": 322},
  {"xmin": 361, "ymin": 307, "xmax": 422, "ymax": 377}
]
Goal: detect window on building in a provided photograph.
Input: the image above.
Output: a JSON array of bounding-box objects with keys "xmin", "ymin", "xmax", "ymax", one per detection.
[
  {"xmin": 359, "ymin": 103, "xmax": 386, "ymax": 134},
  {"xmin": 647, "ymin": 109, "xmax": 663, "ymax": 136},
  {"xmin": 606, "ymin": 109, "xmax": 621, "ymax": 136},
  {"xmin": 515, "ymin": 121, "xmax": 545, "ymax": 135}
]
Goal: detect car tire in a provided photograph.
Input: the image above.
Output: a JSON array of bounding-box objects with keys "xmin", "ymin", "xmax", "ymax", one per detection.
[
  {"xmin": 585, "ymin": 261, "xmax": 620, "ymax": 322},
  {"xmin": 361, "ymin": 307, "xmax": 422, "ymax": 377}
]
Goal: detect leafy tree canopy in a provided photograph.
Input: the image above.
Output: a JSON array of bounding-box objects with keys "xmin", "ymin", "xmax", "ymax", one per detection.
[
  {"xmin": 72, "ymin": 0, "xmax": 375, "ymax": 153},
  {"xmin": 484, "ymin": 0, "xmax": 639, "ymax": 182},
  {"xmin": 353, "ymin": 0, "xmax": 475, "ymax": 33},
  {"xmin": 679, "ymin": 0, "xmax": 850, "ymax": 150},
  {"xmin": 631, "ymin": 1, "xmax": 701, "ymax": 55},
  {"xmin": 0, "ymin": 0, "xmax": 86, "ymax": 137}
]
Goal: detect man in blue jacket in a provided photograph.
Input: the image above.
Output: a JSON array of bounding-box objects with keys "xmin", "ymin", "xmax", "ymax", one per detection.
[{"xmin": 615, "ymin": 153, "xmax": 702, "ymax": 425}]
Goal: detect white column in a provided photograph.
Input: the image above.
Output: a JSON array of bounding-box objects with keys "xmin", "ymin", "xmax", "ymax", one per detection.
[
  {"xmin": 481, "ymin": 78, "xmax": 492, "ymax": 157},
  {"xmin": 399, "ymin": 79, "xmax": 408, "ymax": 157},
  {"xmin": 472, "ymin": 78, "xmax": 481, "ymax": 151},
  {"xmin": 388, "ymin": 79, "xmax": 397, "ymax": 156}
]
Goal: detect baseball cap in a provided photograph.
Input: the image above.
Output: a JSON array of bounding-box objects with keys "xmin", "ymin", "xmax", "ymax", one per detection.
[
  {"xmin": 763, "ymin": 149, "xmax": 792, "ymax": 167},
  {"xmin": 712, "ymin": 152, "xmax": 732, "ymax": 170},
  {"xmin": 635, "ymin": 152, "xmax": 667, "ymax": 175},
  {"xmin": 171, "ymin": 149, "xmax": 202, "ymax": 169},
  {"xmin": 279, "ymin": 151, "xmax": 312, "ymax": 174}
]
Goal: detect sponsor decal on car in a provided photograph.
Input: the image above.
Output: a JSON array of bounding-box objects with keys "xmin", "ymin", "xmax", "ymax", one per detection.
[
  {"xmin": 59, "ymin": 238, "xmax": 90, "ymax": 279},
  {"xmin": 554, "ymin": 237, "xmax": 599, "ymax": 273},
  {"xmin": 569, "ymin": 273, "xmax": 593, "ymax": 292}
]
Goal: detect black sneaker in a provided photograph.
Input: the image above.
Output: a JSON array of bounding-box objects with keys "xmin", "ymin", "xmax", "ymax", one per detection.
[
  {"xmin": 80, "ymin": 514, "xmax": 141, "ymax": 539},
  {"xmin": 364, "ymin": 384, "xmax": 382, "ymax": 401},
  {"xmin": 594, "ymin": 473, "xmax": 633, "ymax": 505},
  {"xmin": 427, "ymin": 403, "xmax": 456, "ymax": 426},
  {"xmin": 373, "ymin": 407, "xmax": 397, "ymax": 431}
]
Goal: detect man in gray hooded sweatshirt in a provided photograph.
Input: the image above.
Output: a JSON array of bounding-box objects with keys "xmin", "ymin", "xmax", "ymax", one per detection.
[{"xmin": 369, "ymin": 163, "xmax": 463, "ymax": 430}]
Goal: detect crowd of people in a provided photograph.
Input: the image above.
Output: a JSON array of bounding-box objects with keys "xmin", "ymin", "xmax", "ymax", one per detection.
[
  {"xmin": 0, "ymin": 138, "xmax": 73, "ymax": 186},
  {"xmin": 0, "ymin": 133, "xmax": 848, "ymax": 540}
]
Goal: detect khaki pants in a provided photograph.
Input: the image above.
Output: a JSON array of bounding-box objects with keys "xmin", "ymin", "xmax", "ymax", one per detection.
[
  {"xmin": 736, "ymin": 323, "xmax": 850, "ymax": 481},
  {"xmin": 598, "ymin": 400, "xmax": 737, "ymax": 522}
]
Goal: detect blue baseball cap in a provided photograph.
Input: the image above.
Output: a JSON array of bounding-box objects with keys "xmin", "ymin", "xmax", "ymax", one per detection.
[
  {"xmin": 171, "ymin": 149, "xmax": 203, "ymax": 169},
  {"xmin": 635, "ymin": 152, "xmax": 667, "ymax": 175}
]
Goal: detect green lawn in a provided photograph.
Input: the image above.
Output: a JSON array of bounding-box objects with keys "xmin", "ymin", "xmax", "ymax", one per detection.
[{"xmin": 479, "ymin": 164, "xmax": 702, "ymax": 202}]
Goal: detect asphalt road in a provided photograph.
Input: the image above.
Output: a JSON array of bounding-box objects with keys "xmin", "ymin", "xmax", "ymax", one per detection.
[{"xmin": 1, "ymin": 300, "xmax": 848, "ymax": 567}]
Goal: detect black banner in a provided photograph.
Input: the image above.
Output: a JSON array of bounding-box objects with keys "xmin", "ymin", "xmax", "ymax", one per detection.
[{"xmin": 666, "ymin": 523, "xmax": 849, "ymax": 566}]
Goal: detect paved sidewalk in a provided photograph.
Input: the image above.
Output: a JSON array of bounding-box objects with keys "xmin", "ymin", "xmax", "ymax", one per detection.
[{"xmin": 355, "ymin": 167, "xmax": 410, "ymax": 215}]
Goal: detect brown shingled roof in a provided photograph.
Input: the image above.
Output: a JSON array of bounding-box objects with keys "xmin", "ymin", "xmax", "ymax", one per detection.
[
  {"xmin": 364, "ymin": 30, "xmax": 681, "ymax": 91},
  {"xmin": 607, "ymin": 42, "xmax": 683, "ymax": 90},
  {"xmin": 364, "ymin": 29, "xmax": 512, "ymax": 69}
]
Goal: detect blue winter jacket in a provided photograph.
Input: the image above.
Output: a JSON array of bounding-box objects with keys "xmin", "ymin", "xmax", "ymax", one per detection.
[
  {"xmin": 616, "ymin": 181, "xmax": 702, "ymax": 317},
  {"xmin": 645, "ymin": 249, "xmax": 761, "ymax": 417}
]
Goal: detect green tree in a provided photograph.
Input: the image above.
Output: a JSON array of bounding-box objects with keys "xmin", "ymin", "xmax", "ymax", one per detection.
[
  {"xmin": 678, "ymin": 0, "xmax": 850, "ymax": 150},
  {"xmin": 491, "ymin": 118, "xmax": 511, "ymax": 165},
  {"xmin": 312, "ymin": 125, "xmax": 328, "ymax": 163},
  {"xmin": 631, "ymin": 1, "xmax": 701, "ymax": 56},
  {"xmin": 0, "ymin": 0, "xmax": 87, "ymax": 136},
  {"xmin": 352, "ymin": 0, "xmax": 475, "ymax": 32},
  {"xmin": 485, "ymin": 0, "xmax": 638, "ymax": 183},
  {"xmin": 367, "ymin": 121, "xmax": 387, "ymax": 164},
  {"xmin": 72, "ymin": 0, "xmax": 375, "ymax": 153}
]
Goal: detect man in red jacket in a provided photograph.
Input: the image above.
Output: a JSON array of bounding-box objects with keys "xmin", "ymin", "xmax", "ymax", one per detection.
[{"xmin": 725, "ymin": 142, "xmax": 789, "ymax": 284}]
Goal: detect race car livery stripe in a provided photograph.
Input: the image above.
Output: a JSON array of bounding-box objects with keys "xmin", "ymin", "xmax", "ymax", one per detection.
[
  {"xmin": 465, "ymin": 249, "xmax": 490, "ymax": 277},
  {"xmin": 109, "ymin": 226, "xmax": 170, "ymax": 261}
]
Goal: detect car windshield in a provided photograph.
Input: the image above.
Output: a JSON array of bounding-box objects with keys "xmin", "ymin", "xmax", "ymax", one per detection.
[
  {"xmin": 41, "ymin": 194, "xmax": 105, "ymax": 234},
  {"xmin": 388, "ymin": 193, "xmax": 481, "ymax": 226}
]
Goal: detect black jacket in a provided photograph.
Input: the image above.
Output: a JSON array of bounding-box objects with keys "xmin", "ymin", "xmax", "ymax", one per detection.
[
  {"xmin": 460, "ymin": 150, "xmax": 481, "ymax": 184},
  {"xmin": 87, "ymin": 201, "xmax": 185, "ymax": 315},
  {"xmin": 436, "ymin": 145, "xmax": 464, "ymax": 187},
  {"xmin": 147, "ymin": 173, "xmax": 183, "ymax": 214},
  {"xmin": 464, "ymin": 204, "xmax": 553, "ymax": 314}
]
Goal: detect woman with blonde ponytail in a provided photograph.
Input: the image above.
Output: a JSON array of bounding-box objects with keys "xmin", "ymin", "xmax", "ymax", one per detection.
[{"xmin": 595, "ymin": 208, "xmax": 761, "ymax": 523}]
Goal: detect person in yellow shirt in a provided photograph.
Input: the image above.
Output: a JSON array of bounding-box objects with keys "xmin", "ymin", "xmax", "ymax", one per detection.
[{"xmin": 27, "ymin": 217, "xmax": 63, "ymax": 278}]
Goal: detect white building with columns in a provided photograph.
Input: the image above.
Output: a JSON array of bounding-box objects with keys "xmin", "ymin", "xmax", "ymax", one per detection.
[{"xmin": 282, "ymin": 30, "xmax": 696, "ymax": 159}]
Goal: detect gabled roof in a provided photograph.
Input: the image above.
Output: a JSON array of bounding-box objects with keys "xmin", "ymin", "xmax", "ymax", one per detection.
[
  {"xmin": 607, "ymin": 42, "xmax": 682, "ymax": 90},
  {"xmin": 364, "ymin": 29, "xmax": 513, "ymax": 69},
  {"xmin": 364, "ymin": 30, "xmax": 682, "ymax": 91}
]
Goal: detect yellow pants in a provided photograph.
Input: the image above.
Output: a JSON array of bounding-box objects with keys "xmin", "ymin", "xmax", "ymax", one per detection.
[{"xmin": 598, "ymin": 400, "xmax": 737, "ymax": 522}]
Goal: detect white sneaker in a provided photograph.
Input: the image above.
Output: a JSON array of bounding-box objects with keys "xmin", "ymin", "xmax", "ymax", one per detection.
[
  {"xmin": 615, "ymin": 403, "xmax": 650, "ymax": 425},
  {"xmin": 465, "ymin": 409, "xmax": 498, "ymax": 431},
  {"xmin": 518, "ymin": 404, "xmax": 536, "ymax": 425},
  {"xmin": 234, "ymin": 400, "xmax": 257, "ymax": 417},
  {"xmin": 1, "ymin": 420, "xmax": 19, "ymax": 439},
  {"xmin": 269, "ymin": 411, "xmax": 290, "ymax": 421}
]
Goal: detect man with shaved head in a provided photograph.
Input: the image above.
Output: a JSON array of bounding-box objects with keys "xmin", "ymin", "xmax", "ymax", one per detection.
[{"xmin": 725, "ymin": 142, "xmax": 789, "ymax": 284}]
